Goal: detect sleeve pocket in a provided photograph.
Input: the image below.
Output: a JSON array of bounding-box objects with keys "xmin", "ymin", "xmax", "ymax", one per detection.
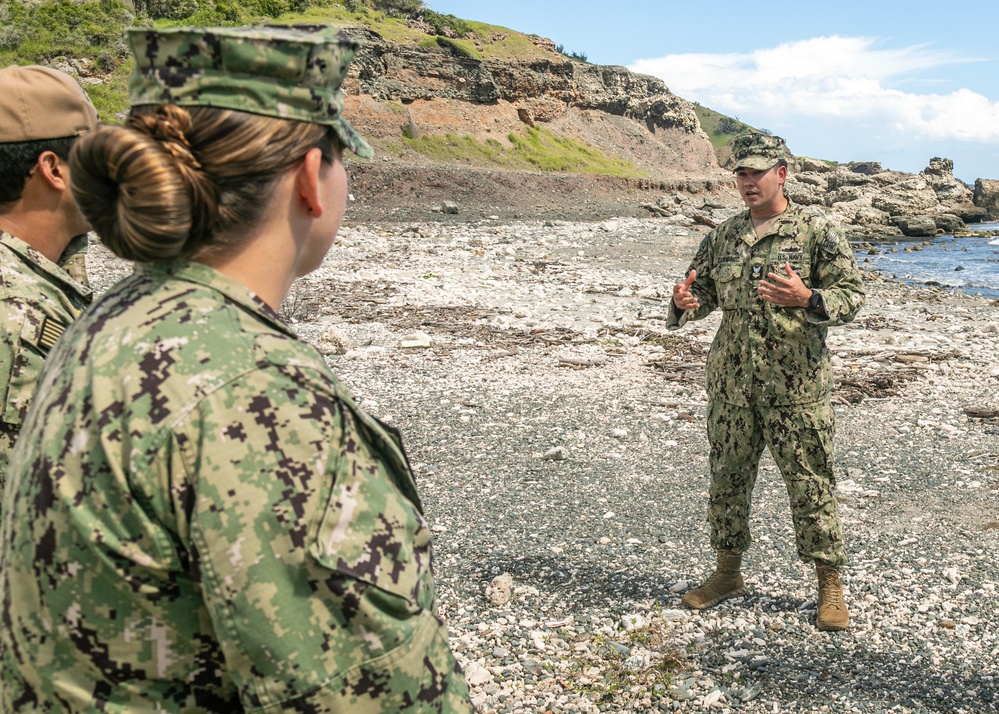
[
  {"xmin": 1, "ymin": 318, "xmax": 51, "ymax": 425},
  {"xmin": 307, "ymin": 432, "xmax": 434, "ymax": 609}
]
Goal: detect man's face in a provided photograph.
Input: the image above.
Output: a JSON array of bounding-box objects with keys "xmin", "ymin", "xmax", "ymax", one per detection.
[{"xmin": 734, "ymin": 164, "xmax": 787, "ymax": 215}]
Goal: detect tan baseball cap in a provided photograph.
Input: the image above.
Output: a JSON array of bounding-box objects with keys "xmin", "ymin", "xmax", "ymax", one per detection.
[{"xmin": 0, "ymin": 65, "xmax": 98, "ymax": 143}]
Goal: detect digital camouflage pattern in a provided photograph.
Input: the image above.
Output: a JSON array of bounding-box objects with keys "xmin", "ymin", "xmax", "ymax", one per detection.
[
  {"xmin": 0, "ymin": 260, "xmax": 470, "ymax": 712},
  {"xmin": 668, "ymin": 199, "xmax": 865, "ymax": 407},
  {"xmin": 668, "ymin": 199, "xmax": 864, "ymax": 566},
  {"xmin": 0, "ymin": 231, "xmax": 91, "ymax": 494},
  {"xmin": 706, "ymin": 399, "xmax": 845, "ymax": 565},
  {"xmin": 730, "ymin": 131, "xmax": 789, "ymax": 171},
  {"xmin": 128, "ymin": 25, "xmax": 374, "ymax": 159}
]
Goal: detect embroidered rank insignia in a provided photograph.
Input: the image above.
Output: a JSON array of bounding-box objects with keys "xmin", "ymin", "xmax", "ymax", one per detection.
[
  {"xmin": 751, "ymin": 265, "xmax": 763, "ymax": 280},
  {"xmin": 38, "ymin": 316, "xmax": 67, "ymax": 351}
]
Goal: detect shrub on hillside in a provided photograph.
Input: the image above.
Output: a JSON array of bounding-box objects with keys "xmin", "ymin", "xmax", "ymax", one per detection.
[
  {"xmin": 371, "ymin": 0, "xmax": 423, "ymax": 17},
  {"xmin": 717, "ymin": 117, "xmax": 742, "ymax": 135},
  {"xmin": 132, "ymin": 0, "xmax": 199, "ymax": 20},
  {"xmin": 1, "ymin": 0, "xmax": 134, "ymax": 61},
  {"xmin": 422, "ymin": 10, "xmax": 471, "ymax": 37}
]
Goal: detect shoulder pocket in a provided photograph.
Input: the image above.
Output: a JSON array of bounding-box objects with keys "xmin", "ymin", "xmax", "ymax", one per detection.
[
  {"xmin": 1, "ymin": 308, "xmax": 62, "ymax": 425},
  {"xmin": 307, "ymin": 409, "xmax": 434, "ymax": 609}
]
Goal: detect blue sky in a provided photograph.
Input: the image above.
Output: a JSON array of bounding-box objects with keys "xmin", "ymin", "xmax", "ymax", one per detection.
[{"xmin": 426, "ymin": 1, "xmax": 999, "ymax": 184}]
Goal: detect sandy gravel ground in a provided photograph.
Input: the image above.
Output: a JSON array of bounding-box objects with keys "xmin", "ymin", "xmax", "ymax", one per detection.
[{"xmin": 87, "ymin": 216, "xmax": 999, "ymax": 713}]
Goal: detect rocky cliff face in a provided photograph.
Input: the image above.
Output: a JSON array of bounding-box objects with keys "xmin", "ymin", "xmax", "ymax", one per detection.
[
  {"xmin": 338, "ymin": 27, "xmax": 996, "ymax": 231},
  {"xmin": 973, "ymin": 179, "xmax": 999, "ymax": 221},
  {"xmin": 341, "ymin": 27, "xmax": 719, "ymax": 181}
]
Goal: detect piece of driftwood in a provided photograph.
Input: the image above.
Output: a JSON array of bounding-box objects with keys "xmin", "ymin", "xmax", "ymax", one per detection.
[
  {"xmin": 964, "ymin": 408, "xmax": 999, "ymax": 419},
  {"xmin": 640, "ymin": 202, "xmax": 671, "ymax": 217},
  {"xmin": 559, "ymin": 358, "xmax": 608, "ymax": 368}
]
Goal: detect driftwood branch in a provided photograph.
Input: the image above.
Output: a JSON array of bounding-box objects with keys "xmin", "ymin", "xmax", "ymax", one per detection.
[{"xmin": 964, "ymin": 408, "xmax": 999, "ymax": 419}]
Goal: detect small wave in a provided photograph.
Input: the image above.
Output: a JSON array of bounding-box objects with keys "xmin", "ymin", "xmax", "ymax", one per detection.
[{"xmin": 989, "ymin": 237, "xmax": 999, "ymax": 246}]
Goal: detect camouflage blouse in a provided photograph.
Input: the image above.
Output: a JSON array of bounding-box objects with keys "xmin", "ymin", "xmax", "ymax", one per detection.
[
  {"xmin": 668, "ymin": 200, "xmax": 865, "ymax": 406},
  {"xmin": 0, "ymin": 231, "xmax": 91, "ymax": 492},
  {"xmin": 0, "ymin": 259, "xmax": 470, "ymax": 712}
]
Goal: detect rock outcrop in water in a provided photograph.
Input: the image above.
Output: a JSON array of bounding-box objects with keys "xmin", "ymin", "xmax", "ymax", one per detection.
[
  {"xmin": 784, "ymin": 157, "xmax": 987, "ymax": 239},
  {"xmin": 637, "ymin": 156, "xmax": 992, "ymax": 238}
]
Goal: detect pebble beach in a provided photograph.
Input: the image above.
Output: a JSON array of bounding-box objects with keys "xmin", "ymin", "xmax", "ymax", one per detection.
[{"xmin": 90, "ymin": 215, "xmax": 999, "ymax": 713}]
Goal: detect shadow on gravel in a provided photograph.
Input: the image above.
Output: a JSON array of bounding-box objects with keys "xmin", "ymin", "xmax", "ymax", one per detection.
[
  {"xmin": 741, "ymin": 642, "xmax": 997, "ymax": 713},
  {"xmin": 474, "ymin": 554, "xmax": 999, "ymax": 712},
  {"xmin": 479, "ymin": 552, "xmax": 691, "ymax": 608},
  {"xmin": 478, "ymin": 552, "xmax": 817, "ymax": 612}
]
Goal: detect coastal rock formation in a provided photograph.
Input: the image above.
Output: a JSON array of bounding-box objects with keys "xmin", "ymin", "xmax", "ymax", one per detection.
[
  {"xmin": 785, "ymin": 157, "xmax": 986, "ymax": 239},
  {"xmin": 973, "ymin": 178, "xmax": 999, "ymax": 220},
  {"xmin": 334, "ymin": 26, "xmax": 993, "ymax": 232}
]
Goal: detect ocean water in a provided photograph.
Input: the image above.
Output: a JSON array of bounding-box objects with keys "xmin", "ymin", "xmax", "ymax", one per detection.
[{"xmin": 858, "ymin": 223, "xmax": 999, "ymax": 299}]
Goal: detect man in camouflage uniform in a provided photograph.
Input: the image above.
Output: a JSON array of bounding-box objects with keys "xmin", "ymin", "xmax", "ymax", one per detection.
[
  {"xmin": 0, "ymin": 65, "xmax": 96, "ymax": 493},
  {"xmin": 0, "ymin": 27, "xmax": 471, "ymax": 712},
  {"xmin": 667, "ymin": 132, "xmax": 865, "ymax": 631}
]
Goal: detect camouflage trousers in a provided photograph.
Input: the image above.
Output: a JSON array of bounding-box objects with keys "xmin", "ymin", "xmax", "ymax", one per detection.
[{"xmin": 705, "ymin": 399, "xmax": 846, "ymax": 567}]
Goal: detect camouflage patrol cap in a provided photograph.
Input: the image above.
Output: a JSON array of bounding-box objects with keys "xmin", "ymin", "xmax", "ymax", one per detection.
[
  {"xmin": 731, "ymin": 132, "xmax": 788, "ymax": 171},
  {"xmin": 127, "ymin": 25, "xmax": 373, "ymax": 158}
]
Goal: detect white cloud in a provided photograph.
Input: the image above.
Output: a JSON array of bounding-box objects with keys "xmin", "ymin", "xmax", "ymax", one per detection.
[{"xmin": 629, "ymin": 36, "xmax": 999, "ymax": 144}]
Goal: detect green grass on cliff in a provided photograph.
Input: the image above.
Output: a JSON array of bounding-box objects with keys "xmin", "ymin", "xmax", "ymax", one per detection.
[
  {"xmin": 390, "ymin": 127, "xmax": 648, "ymax": 177},
  {"xmin": 691, "ymin": 104, "xmax": 756, "ymax": 152},
  {"xmin": 416, "ymin": 36, "xmax": 482, "ymax": 61}
]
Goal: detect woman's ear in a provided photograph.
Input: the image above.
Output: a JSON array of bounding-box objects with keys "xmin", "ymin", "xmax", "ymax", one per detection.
[{"xmin": 296, "ymin": 147, "xmax": 325, "ymax": 219}]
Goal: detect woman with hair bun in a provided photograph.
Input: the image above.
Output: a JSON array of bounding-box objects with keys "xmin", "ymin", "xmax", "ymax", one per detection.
[{"xmin": 0, "ymin": 26, "xmax": 471, "ymax": 713}]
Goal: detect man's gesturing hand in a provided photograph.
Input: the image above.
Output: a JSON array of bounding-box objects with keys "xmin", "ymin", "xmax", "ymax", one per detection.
[
  {"xmin": 672, "ymin": 270, "xmax": 700, "ymax": 310},
  {"xmin": 758, "ymin": 261, "xmax": 811, "ymax": 307}
]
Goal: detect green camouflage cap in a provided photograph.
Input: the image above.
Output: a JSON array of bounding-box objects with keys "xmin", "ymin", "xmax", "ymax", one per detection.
[
  {"xmin": 127, "ymin": 25, "xmax": 373, "ymax": 158},
  {"xmin": 731, "ymin": 131, "xmax": 787, "ymax": 171}
]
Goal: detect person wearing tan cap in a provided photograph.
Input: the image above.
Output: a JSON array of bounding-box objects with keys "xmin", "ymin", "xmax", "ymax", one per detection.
[{"xmin": 0, "ymin": 65, "xmax": 97, "ymax": 493}]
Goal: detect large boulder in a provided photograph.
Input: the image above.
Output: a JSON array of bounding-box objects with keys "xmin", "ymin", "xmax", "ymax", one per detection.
[
  {"xmin": 854, "ymin": 206, "xmax": 891, "ymax": 226},
  {"xmin": 783, "ymin": 176, "xmax": 826, "ymax": 206},
  {"xmin": 870, "ymin": 173, "xmax": 939, "ymax": 216},
  {"xmin": 920, "ymin": 157, "xmax": 984, "ymax": 222},
  {"xmin": 799, "ymin": 157, "xmax": 834, "ymax": 173},
  {"xmin": 933, "ymin": 213, "xmax": 964, "ymax": 233},
  {"xmin": 973, "ymin": 178, "xmax": 999, "ymax": 220},
  {"xmin": 845, "ymin": 161, "xmax": 883, "ymax": 175},
  {"xmin": 895, "ymin": 215, "xmax": 940, "ymax": 237}
]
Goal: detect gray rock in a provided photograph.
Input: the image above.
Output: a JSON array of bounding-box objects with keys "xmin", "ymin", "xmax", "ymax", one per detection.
[
  {"xmin": 399, "ymin": 331, "xmax": 433, "ymax": 348},
  {"xmin": 486, "ymin": 573, "xmax": 514, "ymax": 606},
  {"xmin": 896, "ymin": 215, "xmax": 939, "ymax": 237}
]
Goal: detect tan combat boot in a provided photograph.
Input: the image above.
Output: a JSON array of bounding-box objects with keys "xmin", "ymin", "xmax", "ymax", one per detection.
[
  {"xmin": 815, "ymin": 562, "xmax": 850, "ymax": 631},
  {"xmin": 682, "ymin": 550, "xmax": 747, "ymax": 610}
]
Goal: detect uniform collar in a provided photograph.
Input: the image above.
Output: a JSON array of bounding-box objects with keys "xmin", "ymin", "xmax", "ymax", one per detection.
[
  {"xmin": 0, "ymin": 230, "xmax": 92, "ymax": 297},
  {"xmin": 137, "ymin": 259, "xmax": 297, "ymax": 338},
  {"xmin": 738, "ymin": 198, "xmax": 799, "ymax": 246}
]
